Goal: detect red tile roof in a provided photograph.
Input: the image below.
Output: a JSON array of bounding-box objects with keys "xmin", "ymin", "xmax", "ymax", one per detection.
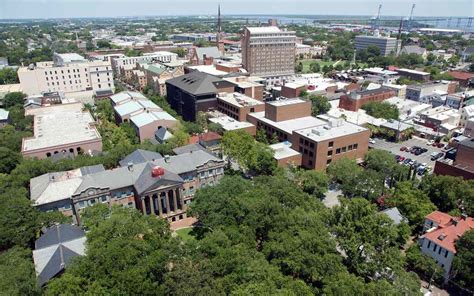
[
  {"xmin": 426, "ymin": 210, "xmax": 454, "ymax": 226},
  {"xmin": 423, "ymin": 216, "xmax": 474, "ymax": 253},
  {"xmin": 188, "ymin": 135, "xmax": 200, "ymax": 144},
  {"xmin": 447, "ymin": 71, "xmax": 474, "ymax": 81},
  {"xmin": 199, "ymin": 132, "xmax": 221, "ymax": 142}
]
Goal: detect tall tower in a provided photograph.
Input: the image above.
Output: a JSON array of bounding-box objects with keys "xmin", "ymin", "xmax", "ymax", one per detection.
[{"xmin": 217, "ymin": 3, "xmax": 225, "ymax": 53}]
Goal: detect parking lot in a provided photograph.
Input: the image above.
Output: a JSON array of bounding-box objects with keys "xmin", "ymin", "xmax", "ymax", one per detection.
[{"xmin": 369, "ymin": 137, "xmax": 447, "ymax": 170}]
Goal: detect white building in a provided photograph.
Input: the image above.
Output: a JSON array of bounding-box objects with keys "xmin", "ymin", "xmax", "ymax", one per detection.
[
  {"xmin": 18, "ymin": 53, "xmax": 114, "ymax": 96},
  {"xmin": 420, "ymin": 211, "xmax": 474, "ymax": 280},
  {"xmin": 460, "ymin": 105, "xmax": 474, "ymax": 128},
  {"xmin": 111, "ymin": 52, "xmax": 178, "ymax": 76}
]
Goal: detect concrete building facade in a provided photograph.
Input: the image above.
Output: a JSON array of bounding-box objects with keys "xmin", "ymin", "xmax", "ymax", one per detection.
[
  {"xmin": 355, "ymin": 35, "xmax": 399, "ymax": 57},
  {"xmin": 18, "ymin": 53, "xmax": 114, "ymax": 96},
  {"xmin": 242, "ymin": 26, "xmax": 296, "ymax": 81}
]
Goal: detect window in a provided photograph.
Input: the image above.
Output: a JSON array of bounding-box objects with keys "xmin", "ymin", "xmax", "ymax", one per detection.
[
  {"xmin": 309, "ymin": 142, "xmax": 314, "ymax": 148},
  {"xmin": 328, "ymin": 141, "xmax": 334, "ymax": 148},
  {"xmin": 309, "ymin": 151, "xmax": 313, "ymax": 157},
  {"xmin": 308, "ymin": 160, "xmax": 313, "ymax": 166},
  {"xmin": 348, "ymin": 145, "xmax": 353, "ymax": 150},
  {"xmin": 342, "ymin": 147, "xmax": 347, "ymax": 153},
  {"xmin": 327, "ymin": 159, "xmax": 332, "ymax": 165},
  {"xmin": 444, "ymin": 250, "xmax": 448, "ymax": 258},
  {"xmin": 433, "ymin": 244, "xmax": 437, "ymax": 252},
  {"xmin": 328, "ymin": 150, "xmax": 333, "ymax": 156},
  {"xmin": 336, "ymin": 148, "xmax": 341, "ymax": 154},
  {"xmin": 299, "ymin": 138, "xmax": 303, "ymax": 144},
  {"xmin": 100, "ymin": 196, "xmax": 108, "ymax": 203},
  {"xmin": 427, "ymin": 241, "xmax": 431, "ymax": 248},
  {"xmin": 353, "ymin": 143, "xmax": 358, "ymax": 149},
  {"xmin": 78, "ymin": 201, "xmax": 87, "ymax": 209}
]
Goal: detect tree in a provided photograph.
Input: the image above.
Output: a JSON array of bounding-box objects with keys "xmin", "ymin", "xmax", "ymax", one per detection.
[
  {"xmin": 208, "ymin": 122, "xmax": 224, "ymax": 135},
  {"xmin": 406, "ymin": 244, "xmax": 444, "ymax": 284},
  {"xmin": 0, "ymin": 68, "xmax": 19, "ymax": 85},
  {"xmin": 171, "ymin": 48, "xmax": 187, "ymax": 58},
  {"xmin": 296, "ymin": 62, "xmax": 303, "ymax": 73},
  {"xmin": 0, "ymin": 147, "xmax": 21, "ymax": 174},
  {"xmin": 46, "ymin": 206, "xmax": 173, "ymax": 295},
  {"xmin": 386, "ymin": 182, "xmax": 436, "ymax": 231},
  {"xmin": 294, "ymin": 169, "xmax": 329, "ymax": 198},
  {"xmin": 309, "ymin": 61, "xmax": 321, "ymax": 73},
  {"xmin": 452, "ymin": 230, "xmax": 474, "ymax": 292},
  {"xmin": 361, "ymin": 101, "xmax": 399, "ymax": 120},
  {"xmin": 420, "ymin": 175, "xmax": 474, "ymax": 216},
  {"xmin": 3, "ymin": 92, "xmax": 26, "ymax": 108},
  {"xmin": 0, "ymin": 247, "xmax": 40, "ymax": 295},
  {"xmin": 308, "ymin": 95, "xmax": 331, "ymax": 116},
  {"xmin": 96, "ymin": 40, "xmax": 111, "ymax": 49}
]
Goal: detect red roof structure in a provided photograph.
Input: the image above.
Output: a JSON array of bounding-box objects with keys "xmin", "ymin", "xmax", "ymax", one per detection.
[{"xmin": 423, "ymin": 212, "xmax": 474, "ymax": 253}]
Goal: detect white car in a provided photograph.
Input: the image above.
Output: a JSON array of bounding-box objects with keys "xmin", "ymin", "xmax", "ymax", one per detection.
[
  {"xmin": 369, "ymin": 138, "xmax": 376, "ymax": 144},
  {"xmin": 427, "ymin": 140, "xmax": 434, "ymax": 145}
]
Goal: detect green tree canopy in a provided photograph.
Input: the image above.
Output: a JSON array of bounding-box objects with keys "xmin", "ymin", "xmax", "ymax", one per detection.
[{"xmin": 361, "ymin": 101, "xmax": 399, "ymax": 120}]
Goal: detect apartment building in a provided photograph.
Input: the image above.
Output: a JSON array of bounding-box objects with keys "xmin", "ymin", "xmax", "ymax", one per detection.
[
  {"xmin": 396, "ymin": 68, "xmax": 430, "ymax": 82},
  {"xmin": 339, "ymin": 87, "xmax": 396, "ymax": 111},
  {"xmin": 139, "ymin": 63, "xmax": 185, "ymax": 96},
  {"xmin": 112, "ymin": 51, "xmax": 178, "ymax": 76},
  {"xmin": 420, "ymin": 211, "xmax": 474, "ymax": 280},
  {"xmin": 18, "ymin": 53, "xmax": 114, "ymax": 96},
  {"xmin": 355, "ymin": 35, "xmax": 399, "ymax": 57},
  {"xmin": 242, "ymin": 26, "xmax": 296, "ymax": 83},
  {"xmin": 21, "ymin": 103, "xmax": 102, "ymax": 159},
  {"xmin": 30, "ymin": 148, "xmax": 225, "ymax": 225}
]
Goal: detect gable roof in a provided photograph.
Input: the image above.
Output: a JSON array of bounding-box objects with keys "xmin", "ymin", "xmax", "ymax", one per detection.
[
  {"xmin": 195, "ymin": 47, "xmax": 221, "ymax": 61},
  {"xmin": 401, "ymin": 45, "xmax": 426, "ymax": 55},
  {"xmin": 422, "ymin": 215, "xmax": 474, "ymax": 253},
  {"xmin": 153, "ymin": 149, "xmax": 223, "ymax": 175},
  {"xmin": 133, "ymin": 163, "xmax": 183, "ymax": 195},
  {"xmin": 119, "ymin": 149, "xmax": 163, "ymax": 167},
  {"xmin": 33, "ymin": 224, "xmax": 86, "ymax": 286},
  {"xmin": 166, "ymin": 72, "xmax": 224, "ymax": 95},
  {"xmin": 381, "ymin": 207, "xmax": 406, "ymax": 225},
  {"xmin": 155, "ymin": 127, "xmax": 173, "ymax": 142}
]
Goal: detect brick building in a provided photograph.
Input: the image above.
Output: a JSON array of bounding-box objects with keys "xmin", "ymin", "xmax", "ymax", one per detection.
[
  {"xmin": 434, "ymin": 138, "xmax": 474, "ymax": 179},
  {"xmin": 338, "ymin": 87, "xmax": 396, "ymax": 111},
  {"xmin": 292, "ymin": 118, "xmax": 370, "ymax": 170},
  {"xmin": 217, "ymin": 92, "xmax": 265, "ymax": 121}
]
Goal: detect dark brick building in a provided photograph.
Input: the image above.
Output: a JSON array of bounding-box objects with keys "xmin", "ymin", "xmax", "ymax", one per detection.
[{"xmin": 339, "ymin": 87, "xmax": 396, "ymax": 111}]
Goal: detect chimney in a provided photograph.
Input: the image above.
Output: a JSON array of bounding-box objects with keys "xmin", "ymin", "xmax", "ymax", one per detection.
[
  {"xmin": 461, "ymin": 213, "xmax": 468, "ymax": 221},
  {"xmin": 127, "ymin": 162, "xmax": 134, "ymax": 172},
  {"xmin": 164, "ymin": 155, "xmax": 170, "ymax": 163}
]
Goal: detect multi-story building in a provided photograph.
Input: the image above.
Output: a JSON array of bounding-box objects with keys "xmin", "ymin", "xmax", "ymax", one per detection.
[
  {"xmin": 30, "ymin": 148, "xmax": 225, "ymax": 225},
  {"xmin": 338, "ymin": 87, "xmax": 396, "ymax": 111},
  {"xmin": 292, "ymin": 118, "xmax": 370, "ymax": 170},
  {"xmin": 460, "ymin": 104, "xmax": 474, "ymax": 128},
  {"xmin": 419, "ymin": 211, "xmax": 474, "ymax": 280},
  {"xmin": 21, "ymin": 103, "xmax": 102, "ymax": 159},
  {"xmin": 0, "ymin": 108, "xmax": 10, "ymax": 128},
  {"xmin": 406, "ymin": 81, "xmax": 457, "ymax": 102},
  {"xmin": 417, "ymin": 106, "xmax": 461, "ymax": 131},
  {"xmin": 110, "ymin": 91, "xmax": 178, "ymax": 142},
  {"xmin": 242, "ymin": 26, "xmax": 296, "ymax": 84},
  {"xmin": 223, "ymin": 76, "xmax": 265, "ymax": 100},
  {"xmin": 216, "ymin": 92, "xmax": 265, "ymax": 121},
  {"xmin": 434, "ymin": 137, "xmax": 474, "ymax": 179},
  {"xmin": 396, "ymin": 68, "xmax": 430, "ymax": 82},
  {"xmin": 166, "ymin": 72, "xmax": 235, "ymax": 121},
  {"xmin": 355, "ymin": 35, "xmax": 399, "ymax": 57},
  {"xmin": 111, "ymin": 51, "xmax": 178, "ymax": 76},
  {"xmin": 18, "ymin": 53, "xmax": 114, "ymax": 96},
  {"xmin": 139, "ymin": 63, "xmax": 185, "ymax": 96}
]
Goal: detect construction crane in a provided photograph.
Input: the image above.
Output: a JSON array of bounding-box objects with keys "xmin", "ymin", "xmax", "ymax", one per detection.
[
  {"xmin": 408, "ymin": 4, "xmax": 416, "ymax": 31},
  {"xmin": 396, "ymin": 18, "xmax": 403, "ymax": 56},
  {"xmin": 371, "ymin": 4, "xmax": 382, "ymax": 30}
]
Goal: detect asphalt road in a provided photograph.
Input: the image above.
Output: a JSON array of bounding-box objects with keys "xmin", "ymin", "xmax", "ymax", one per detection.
[{"xmin": 369, "ymin": 137, "xmax": 447, "ymax": 170}]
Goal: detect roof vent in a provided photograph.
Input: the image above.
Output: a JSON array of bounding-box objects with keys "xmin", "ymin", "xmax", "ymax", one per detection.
[
  {"xmin": 438, "ymin": 234, "xmax": 446, "ymax": 241},
  {"xmin": 151, "ymin": 166, "xmax": 165, "ymax": 178}
]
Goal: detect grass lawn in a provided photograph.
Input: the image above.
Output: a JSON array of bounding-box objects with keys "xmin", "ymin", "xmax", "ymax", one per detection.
[{"xmin": 176, "ymin": 227, "xmax": 196, "ymax": 243}]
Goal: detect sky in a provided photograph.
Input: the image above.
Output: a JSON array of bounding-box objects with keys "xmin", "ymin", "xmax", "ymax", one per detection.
[{"xmin": 0, "ymin": 0, "xmax": 472, "ymax": 19}]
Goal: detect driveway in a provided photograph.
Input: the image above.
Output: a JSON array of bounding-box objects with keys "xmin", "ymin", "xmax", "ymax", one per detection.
[{"xmin": 369, "ymin": 137, "xmax": 447, "ymax": 169}]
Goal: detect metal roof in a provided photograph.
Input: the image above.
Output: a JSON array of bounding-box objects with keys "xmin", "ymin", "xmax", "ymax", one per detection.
[{"xmin": 166, "ymin": 72, "xmax": 225, "ymax": 95}]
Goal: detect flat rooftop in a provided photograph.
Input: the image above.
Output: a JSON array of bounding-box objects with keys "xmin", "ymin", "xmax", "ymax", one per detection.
[
  {"xmin": 249, "ymin": 111, "xmax": 326, "ymax": 135},
  {"xmin": 218, "ymin": 93, "xmax": 264, "ymax": 108},
  {"xmin": 23, "ymin": 103, "xmax": 101, "ymax": 152},
  {"xmin": 267, "ymin": 98, "xmax": 307, "ymax": 107},
  {"xmin": 208, "ymin": 112, "xmax": 254, "ymax": 131},
  {"xmin": 397, "ymin": 68, "xmax": 430, "ymax": 75},
  {"xmin": 295, "ymin": 118, "xmax": 368, "ymax": 142},
  {"xmin": 270, "ymin": 142, "xmax": 301, "ymax": 160}
]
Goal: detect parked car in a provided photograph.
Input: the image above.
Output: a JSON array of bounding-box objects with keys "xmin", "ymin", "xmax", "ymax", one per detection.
[
  {"xmin": 398, "ymin": 156, "xmax": 405, "ymax": 162},
  {"xmin": 369, "ymin": 138, "xmax": 376, "ymax": 144},
  {"xmin": 403, "ymin": 158, "xmax": 411, "ymax": 165},
  {"xmin": 430, "ymin": 152, "xmax": 444, "ymax": 161},
  {"xmin": 427, "ymin": 140, "xmax": 434, "ymax": 145},
  {"xmin": 400, "ymin": 146, "xmax": 407, "ymax": 151},
  {"xmin": 437, "ymin": 143, "xmax": 445, "ymax": 148}
]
